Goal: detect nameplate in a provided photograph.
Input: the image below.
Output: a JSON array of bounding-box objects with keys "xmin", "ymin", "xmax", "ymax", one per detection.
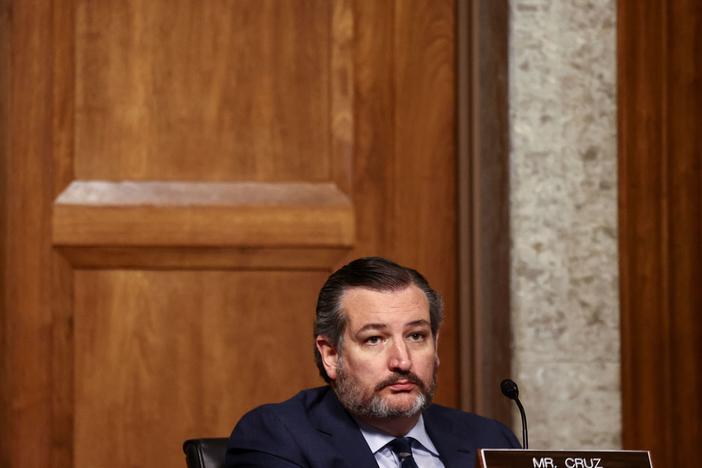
[{"xmin": 479, "ymin": 449, "xmax": 652, "ymax": 468}]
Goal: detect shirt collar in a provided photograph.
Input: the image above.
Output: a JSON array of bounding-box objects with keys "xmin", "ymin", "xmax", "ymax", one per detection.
[{"xmin": 356, "ymin": 414, "xmax": 441, "ymax": 457}]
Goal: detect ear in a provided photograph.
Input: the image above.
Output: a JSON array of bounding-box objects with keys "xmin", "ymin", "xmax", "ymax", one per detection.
[{"xmin": 316, "ymin": 335, "xmax": 340, "ymax": 381}]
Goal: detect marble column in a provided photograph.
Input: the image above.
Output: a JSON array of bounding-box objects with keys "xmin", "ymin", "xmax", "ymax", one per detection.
[{"xmin": 509, "ymin": 0, "xmax": 619, "ymax": 448}]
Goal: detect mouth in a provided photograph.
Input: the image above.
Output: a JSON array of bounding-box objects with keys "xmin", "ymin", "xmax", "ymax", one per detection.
[
  {"xmin": 376, "ymin": 372, "xmax": 424, "ymax": 393},
  {"xmin": 386, "ymin": 380, "xmax": 416, "ymax": 392}
]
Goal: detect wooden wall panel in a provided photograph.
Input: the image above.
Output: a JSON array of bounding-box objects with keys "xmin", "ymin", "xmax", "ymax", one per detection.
[
  {"xmin": 1, "ymin": 1, "xmax": 463, "ymax": 467},
  {"xmin": 75, "ymin": 0, "xmax": 332, "ymax": 182},
  {"xmin": 73, "ymin": 270, "xmax": 325, "ymax": 467},
  {"xmin": 619, "ymin": 1, "xmax": 702, "ymax": 466},
  {"xmin": 61, "ymin": 3, "xmax": 355, "ymax": 468},
  {"xmin": 54, "ymin": 0, "xmax": 355, "ymax": 269},
  {"xmin": 55, "ymin": 0, "xmax": 356, "ymax": 268}
]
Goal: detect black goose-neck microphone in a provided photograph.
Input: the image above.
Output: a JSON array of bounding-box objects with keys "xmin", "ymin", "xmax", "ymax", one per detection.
[{"xmin": 500, "ymin": 379, "xmax": 528, "ymax": 449}]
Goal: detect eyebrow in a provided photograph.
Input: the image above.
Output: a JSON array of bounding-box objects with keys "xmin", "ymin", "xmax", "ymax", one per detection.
[
  {"xmin": 355, "ymin": 319, "xmax": 431, "ymax": 334},
  {"xmin": 356, "ymin": 323, "xmax": 387, "ymax": 334}
]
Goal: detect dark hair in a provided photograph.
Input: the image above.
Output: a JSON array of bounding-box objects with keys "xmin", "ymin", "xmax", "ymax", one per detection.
[{"xmin": 313, "ymin": 256, "xmax": 444, "ymax": 383}]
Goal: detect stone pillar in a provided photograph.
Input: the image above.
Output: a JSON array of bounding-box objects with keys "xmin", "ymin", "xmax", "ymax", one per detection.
[{"xmin": 509, "ymin": 0, "xmax": 619, "ymax": 448}]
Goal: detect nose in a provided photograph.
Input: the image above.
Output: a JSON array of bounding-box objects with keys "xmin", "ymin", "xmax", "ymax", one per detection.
[{"xmin": 388, "ymin": 340, "xmax": 412, "ymax": 372}]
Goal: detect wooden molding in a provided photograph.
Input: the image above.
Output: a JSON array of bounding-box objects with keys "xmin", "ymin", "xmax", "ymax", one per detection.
[
  {"xmin": 53, "ymin": 181, "xmax": 354, "ymax": 249},
  {"xmin": 458, "ymin": 0, "xmax": 513, "ymax": 425},
  {"xmin": 57, "ymin": 246, "xmax": 352, "ymax": 270},
  {"xmin": 330, "ymin": 0, "xmax": 354, "ymax": 195}
]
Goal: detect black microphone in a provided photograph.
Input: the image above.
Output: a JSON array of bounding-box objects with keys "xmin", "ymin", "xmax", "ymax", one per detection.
[{"xmin": 500, "ymin": 379, "xmax": 528, "ymax": 449}]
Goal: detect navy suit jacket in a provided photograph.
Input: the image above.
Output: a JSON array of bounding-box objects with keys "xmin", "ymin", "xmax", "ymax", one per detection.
[{"xmin": 225, "ymin": 386, "xmax": 520, "ymax": 468}]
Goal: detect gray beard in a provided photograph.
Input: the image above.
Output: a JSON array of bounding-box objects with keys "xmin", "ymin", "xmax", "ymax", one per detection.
[{"xmin": 333, "ymin": 360, "xmax": 437, "ymax": 419}]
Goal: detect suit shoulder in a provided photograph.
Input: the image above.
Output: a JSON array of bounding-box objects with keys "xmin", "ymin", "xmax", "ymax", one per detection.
[
  {"xmin": 426, "ymin": 404, "xmax": 521, "ymax": 448},
  {"xmin": 426, "ymin": 403, "xmax": 498, "ymax": 424},
  {"xmin": 244, "ymin": 386, "xmax": 328, "ymax": 417},
  {"xmin": 229, "ymin": 387, "xmax": 333, "ymax": 440},
  {"xmin": 225, "ymin": 387, "xmax": 331, "ymax": 466}
]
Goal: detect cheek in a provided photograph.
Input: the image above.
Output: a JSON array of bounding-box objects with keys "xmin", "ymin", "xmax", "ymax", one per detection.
[
  {"xmin": 345, "ymin": 353, "xmax": 387, "ymax": 380},
  {"xmin": 416, "ymin": 351, "xmax": 438, "ymax": 377}
]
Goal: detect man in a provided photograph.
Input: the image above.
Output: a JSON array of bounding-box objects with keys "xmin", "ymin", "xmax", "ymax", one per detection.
[{"xmin": 225, "ymin": 257, "xmax": 519, "ymax": 467}]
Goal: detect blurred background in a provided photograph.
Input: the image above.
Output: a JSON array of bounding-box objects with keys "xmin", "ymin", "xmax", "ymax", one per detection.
[{"xmin": 1, "ymin": 1, "xmax": 699, "ymax": 467}]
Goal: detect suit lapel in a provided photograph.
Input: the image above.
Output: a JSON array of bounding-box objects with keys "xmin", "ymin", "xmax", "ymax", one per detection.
[
  {"xmin": 424, "ymin": 407, "xmax": 476, "ymax": 468},
  {"xmin": 310, "ymin": 389, "xmax": 379, "ymax": 468}
]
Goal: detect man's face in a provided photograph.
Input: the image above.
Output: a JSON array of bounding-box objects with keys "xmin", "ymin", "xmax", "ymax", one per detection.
[{"xmin": 319, "ymin": 285, "xmax": 439, "ymax": 419}]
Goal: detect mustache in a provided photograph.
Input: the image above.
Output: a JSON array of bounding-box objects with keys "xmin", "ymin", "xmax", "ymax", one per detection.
[{"xmin": 374, "ymin": 371, "xmax": 425, "ymax": 392}]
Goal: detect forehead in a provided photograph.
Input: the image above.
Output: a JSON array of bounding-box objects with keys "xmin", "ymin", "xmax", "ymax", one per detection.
[{"xmin": 339, "ymin": 285, "xmax": 430, "ymax": 328}]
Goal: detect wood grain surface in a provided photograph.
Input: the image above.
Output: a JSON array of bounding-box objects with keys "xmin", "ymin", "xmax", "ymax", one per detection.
[
  {"xmin": 73, "ymin": 270, "xmax": 325, "ymax": 467},
  {"xmin": 619, "ymin": 1, "xmax": 702, "ymax": 466},
  {"xmin": 0, "ymin": 1, "xmax": 462, "ymax": 467},
  {"xmin": 1, "ymin": 1, "xmax": 60, "ymax": 467},
  {"xmin": 75, "ymin": 0, "xmax": 334, "ymax": 182}
]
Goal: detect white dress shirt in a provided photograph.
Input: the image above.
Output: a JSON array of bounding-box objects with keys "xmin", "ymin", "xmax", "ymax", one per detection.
[{"xmin": 357, "ymin": 415, "xmax": 446, "ymax": 467}]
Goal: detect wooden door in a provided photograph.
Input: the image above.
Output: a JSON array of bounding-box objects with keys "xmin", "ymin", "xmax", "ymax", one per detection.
[{"xmin": 0, "ymin": 1, "xmax": 457, "ymax": 467}]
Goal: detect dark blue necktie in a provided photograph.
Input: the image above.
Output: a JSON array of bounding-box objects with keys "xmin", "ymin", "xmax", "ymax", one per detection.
[{"xmin": 388, "ymin": 437, "xmax": 420, "ymax": 468}]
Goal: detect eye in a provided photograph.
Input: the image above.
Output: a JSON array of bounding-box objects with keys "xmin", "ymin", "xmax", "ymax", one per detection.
[
  {"xmin": 364, "ymin": 336, "xmax": 383, "ymax": 345},
  {"xmin": 407, "ymin": 332, "xmax": 427, "ymax": 342}
]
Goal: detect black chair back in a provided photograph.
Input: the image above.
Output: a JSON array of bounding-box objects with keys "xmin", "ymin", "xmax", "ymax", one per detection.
[{"xmin": 182, "ymin": 438, "xmax": 228, "ymax": 468}]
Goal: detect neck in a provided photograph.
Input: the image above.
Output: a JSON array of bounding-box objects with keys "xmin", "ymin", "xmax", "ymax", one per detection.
[{"xmin": 356, "ymin": 413, "xmax": 421, "ymax": 437}]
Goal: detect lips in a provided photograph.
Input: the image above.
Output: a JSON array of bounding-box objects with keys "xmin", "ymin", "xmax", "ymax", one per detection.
[
  {"xmin": 375, "ymin": 372, "xmax": 425, "ymax": 393},
  {"xmin": 387, "ymin": 380, "xmax": 416, "ymax": 391}
]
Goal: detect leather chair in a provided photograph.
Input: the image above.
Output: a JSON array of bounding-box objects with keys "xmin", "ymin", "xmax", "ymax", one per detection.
[{"xmin": 182, "ymin": 438, "xmax": 228, "ymax": 468}]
